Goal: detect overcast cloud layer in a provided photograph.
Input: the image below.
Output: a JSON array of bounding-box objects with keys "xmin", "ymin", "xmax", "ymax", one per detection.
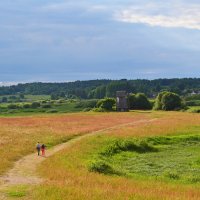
[{"xmin": 0, "ymin": 0, "xmax": 200, "ymax": 83}]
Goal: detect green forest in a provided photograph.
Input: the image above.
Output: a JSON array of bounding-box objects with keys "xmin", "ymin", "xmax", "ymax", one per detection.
[{"xmin": 0, "ymin": 78, "xmax": 200, "ymax": 99}]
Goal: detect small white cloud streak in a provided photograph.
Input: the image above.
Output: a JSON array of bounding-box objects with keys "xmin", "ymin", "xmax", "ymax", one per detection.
[
  {"xmin": 0, "ymin": 82, "xmax": 19, "ymax": 86},
  {"xmin": 115, "ymin": 3, "xmax": 200, "ymax": 30}
]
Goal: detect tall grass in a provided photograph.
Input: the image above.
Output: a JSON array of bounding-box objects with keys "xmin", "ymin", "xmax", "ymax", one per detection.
[
  {"xmin": 31, "ymin": 112, "xmax": 200, "ymax": 200},
  {"xmin": 0, "ymin": 112, "xmax": 148, "ymax": 174}
]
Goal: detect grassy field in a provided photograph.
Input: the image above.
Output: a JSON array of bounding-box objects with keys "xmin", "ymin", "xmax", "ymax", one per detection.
[
  {"xmin": 0, "ymin": 112, "xmax": 148, "ymax": 175},
  {"xmin": 24, "ymin": 95, "xmax": 50, "ymax": 101},
  {"xmin": 88, "ymin": 134, "xmax": 200, "ymax": 183},
  {"xmin": 2, "ymin": 111, "xmax": 200, "ymax": 199},
  {"xmin": 25, "ymin": 112, "xmax": 200, "ymax": 200},
  {"xmin": 0, "ymin": 99, "xmax": 98, "ymax": 116},
  {"xmin": 0, "ymin": 95, "xmax": 50, "ymax": 101}
]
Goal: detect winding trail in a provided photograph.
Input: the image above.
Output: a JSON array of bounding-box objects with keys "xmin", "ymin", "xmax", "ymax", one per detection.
[{"xmin": 0, "ymin": 118, "xmax": 156, "ymax": 199}]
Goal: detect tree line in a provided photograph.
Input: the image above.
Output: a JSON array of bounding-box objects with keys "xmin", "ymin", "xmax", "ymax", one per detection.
[
  {"xmin": 96, "ymin": 92, "xmax": 183, "ymax": 112},
  {"xmin": 0, "ymin": 78, "xmax": 200, "ymax": 99}
]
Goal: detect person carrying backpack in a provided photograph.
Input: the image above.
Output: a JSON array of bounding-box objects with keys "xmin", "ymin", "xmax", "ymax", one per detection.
[{"xmin": 36, "ymin": 142, "xmax": 41, "ymax": 156}]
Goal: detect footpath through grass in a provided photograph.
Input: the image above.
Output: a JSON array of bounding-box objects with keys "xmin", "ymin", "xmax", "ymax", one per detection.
[
  {"xmin": 0, "ymin": 112, "xmax": 148, "ymax": 175},
  {"xmin": 30, "ymin": 112, "xmax": 200, "ymax": 200}
]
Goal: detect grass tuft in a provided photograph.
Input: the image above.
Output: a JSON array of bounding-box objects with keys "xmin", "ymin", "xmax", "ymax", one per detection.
[
  {"xmin": 6, "ymin": 185, "xmax": 28, "ymax": 198},
  {"xmin": 100, "ymin": 139, "xmax": 157, "ymax": 157},
  {"xmin": 88, "ymin": 161, "xmax": 117, "ymax": 175}
]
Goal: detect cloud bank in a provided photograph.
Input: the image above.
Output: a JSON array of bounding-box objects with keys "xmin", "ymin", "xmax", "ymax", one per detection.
[
  {"xmin": 1, "ymin": 0, "xmax": 200, "ymax": 81},
  {"xmin": 115, "ymin": 3, "xmax": 200, "ymax": 30}
]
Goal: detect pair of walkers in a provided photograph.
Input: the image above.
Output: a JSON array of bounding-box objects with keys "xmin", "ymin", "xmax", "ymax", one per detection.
[{"xmin": 36, "ymin": 142, "xmax": 46, "ymax": 156}]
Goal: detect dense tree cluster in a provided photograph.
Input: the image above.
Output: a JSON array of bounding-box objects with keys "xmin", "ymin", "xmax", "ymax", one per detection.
[
  {"xmin": 154, "ymin": 92, "xmax": 183, "ymax": 111},
  {"xmin": 96, "ymin": 98, "xmax": 116, "ymax": 111},
  {"xmin": 128, "ymin": 93, "xmax": 152, "ymax": 110},
  {"xmin": 0, "ymin": 78, "xmax": 200, "ymax": 99}
]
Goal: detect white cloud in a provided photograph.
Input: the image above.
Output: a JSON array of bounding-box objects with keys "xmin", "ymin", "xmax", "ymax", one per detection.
[
  {"xmin": 115, "ymin": 2, "xmax": 200, "ymax": 30},
  {"xmin": 0, "ymin": 82, "xmax": 19, "ymax": 86}
]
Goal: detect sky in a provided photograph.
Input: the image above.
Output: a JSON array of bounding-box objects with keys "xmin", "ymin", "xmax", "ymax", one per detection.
[{"xmin": 1, "ymin": 0, "xmax": 200, "ymax": 83}]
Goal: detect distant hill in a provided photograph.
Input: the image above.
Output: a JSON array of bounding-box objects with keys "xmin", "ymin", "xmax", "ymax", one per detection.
[{"xmin": 0, "ymin": 78, "xmax": 200, "ymax": 99}]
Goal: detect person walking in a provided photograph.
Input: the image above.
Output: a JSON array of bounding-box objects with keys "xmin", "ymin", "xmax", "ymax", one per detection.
[
  {"xmin": 36, "ymin": 142, "xmax": 41, "ymax": 156},
  {"xmin": 41, "ymin": 144, "xmax": 46, "ymax": 156}
]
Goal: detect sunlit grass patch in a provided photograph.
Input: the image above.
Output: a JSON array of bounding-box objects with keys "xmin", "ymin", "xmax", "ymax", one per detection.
[
  {"xmin": 88, "ymin": 134, "xmax": 200, "ymax": 184},
  {"xmin": 5, "ymin": 185, "xmax": 28, "ymax": 198}
]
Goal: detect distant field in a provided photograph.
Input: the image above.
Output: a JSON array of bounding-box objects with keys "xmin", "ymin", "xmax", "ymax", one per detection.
[
  {"xmin": 1, "ymin": 95, "xmax": 200, "ymax": 116},
  {"xmin": 0, "ymin": 94, "xmax": 50, "ymax": 101},
  {"xmin": 0, "ymin": 100, "xmax": 96, "ymax": 116},
  {"xmin": 24, "ymin": 95, "xmax": 50, "ymax": 101}
]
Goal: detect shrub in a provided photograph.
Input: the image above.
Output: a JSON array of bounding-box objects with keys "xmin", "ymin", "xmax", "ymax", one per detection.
[
  {"xmin": 9, "ymin": 96, "xmax": 17, "ymax": 100},
  {"xmin": 185, "ymin": 94, "xmax": 200, "ymax": 101},
  {"xmin": 23, "ymin": 104, "xmax": 31, "ymax": 109},
  {"xmin": 2, "ymin": 97, "xmax": 8, "ymax": 103},
  {"xmin": 75, "ymin": 100, "xmax": 98, "ymax": 109},
  {"xmin": 51, "ymin": 93, "xmax": 59, "ymax": 100},
  {"xmin": 19, "ymin": 94, "xmax": 25, "ymax": 99},
  {"xmin": 46, "ymin": 109, "xmax": 58, "ymax": 113},
  {"xmin": 57, "ymin": 99, "xmax": 65, "ymax": 104},
  {"xmin": 92, "ymin": 107, "xmax": 105, "ymax": 112},
  {"xmin": 41, "ymin": 104, "xmax": 51, "ymax": 108},
  {"xmin": 88, "ymin": 161, "xmax": 115, "ymax": 174},
  {"xmin": 128, "ymin": 93, "xmax": 152, "ymax": 110},
  {"xmin": 100, "ymin": 139, "xmax": 157, "ymax": 156},
  {"xmin": 97, "ymin": 98, "xmax": 116, "ymax": 111},
  {"xmin": 6, "ymin": 110, "xmax": 16, "ymax": 113},
  {"xmin": 31, "ymin": 102, "xmax": 40, "ymax": 108},
  {"xmin": 161, "ymin": 92, "xmax": 182, "ymax": 111},
  {"xmin": 7, "ymin": 104, "xmax": 20, "ymax": 109},
  {"xmin": 82, "ymin": 108, "xmax": 92, "ymax": 112},
  {"xmin": 154, "ymin": 92, "xmax": 183, "ymax": 111},
  {"xmin": 153, "ymin": 91, "xmax": 167, "ymax": 110},
  {"xmin": 185, "ymin": 100, "xmax": 200, "ymax": 106},
  {"xmin": 128, "ymin": 94, "xmax": 137, "ymax": 109}
]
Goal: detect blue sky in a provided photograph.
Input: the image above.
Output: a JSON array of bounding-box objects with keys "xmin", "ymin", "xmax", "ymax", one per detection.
[{"xmin": 1, "ymin": 0, "xmax": 200, "ymax": 83}]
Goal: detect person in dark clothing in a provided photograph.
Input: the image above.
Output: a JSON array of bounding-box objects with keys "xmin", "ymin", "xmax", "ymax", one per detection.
[{"xmin": 36, "ymin": 142, "xmax": 41, "ymax": 156}]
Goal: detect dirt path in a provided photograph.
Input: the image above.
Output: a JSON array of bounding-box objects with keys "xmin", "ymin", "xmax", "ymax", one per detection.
[{"xmin": 0, "ymin": 118, "xmax": 156, "ymax": 198}]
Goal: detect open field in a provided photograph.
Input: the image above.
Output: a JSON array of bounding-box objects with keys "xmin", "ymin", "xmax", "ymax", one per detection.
[
  {"xmin": 0, "ymin": 101, "xmax": 83, "ymax": 116},
  {"xmin": 33, "ymin": 112, "xmax": 200, "ymax": 200},
  {"xmin": 0, "ymin": 99, "xmax": 99, "ymax": 116},
  {"xmin": 1, "ymin": 112, "xmax": 200, "ymax": 199},
  {"xmin": 0, "ymin": 112, "xmax": 149, "ymax": 175},
  {"xmin": 0, "ymin": 95, "xmax": 50, "ymax": 101}
]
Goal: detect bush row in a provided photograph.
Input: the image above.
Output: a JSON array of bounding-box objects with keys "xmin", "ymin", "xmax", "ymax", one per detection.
[{"xmin": 7, "ymin": 102, "xmax": 51, "ymax": 109}]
